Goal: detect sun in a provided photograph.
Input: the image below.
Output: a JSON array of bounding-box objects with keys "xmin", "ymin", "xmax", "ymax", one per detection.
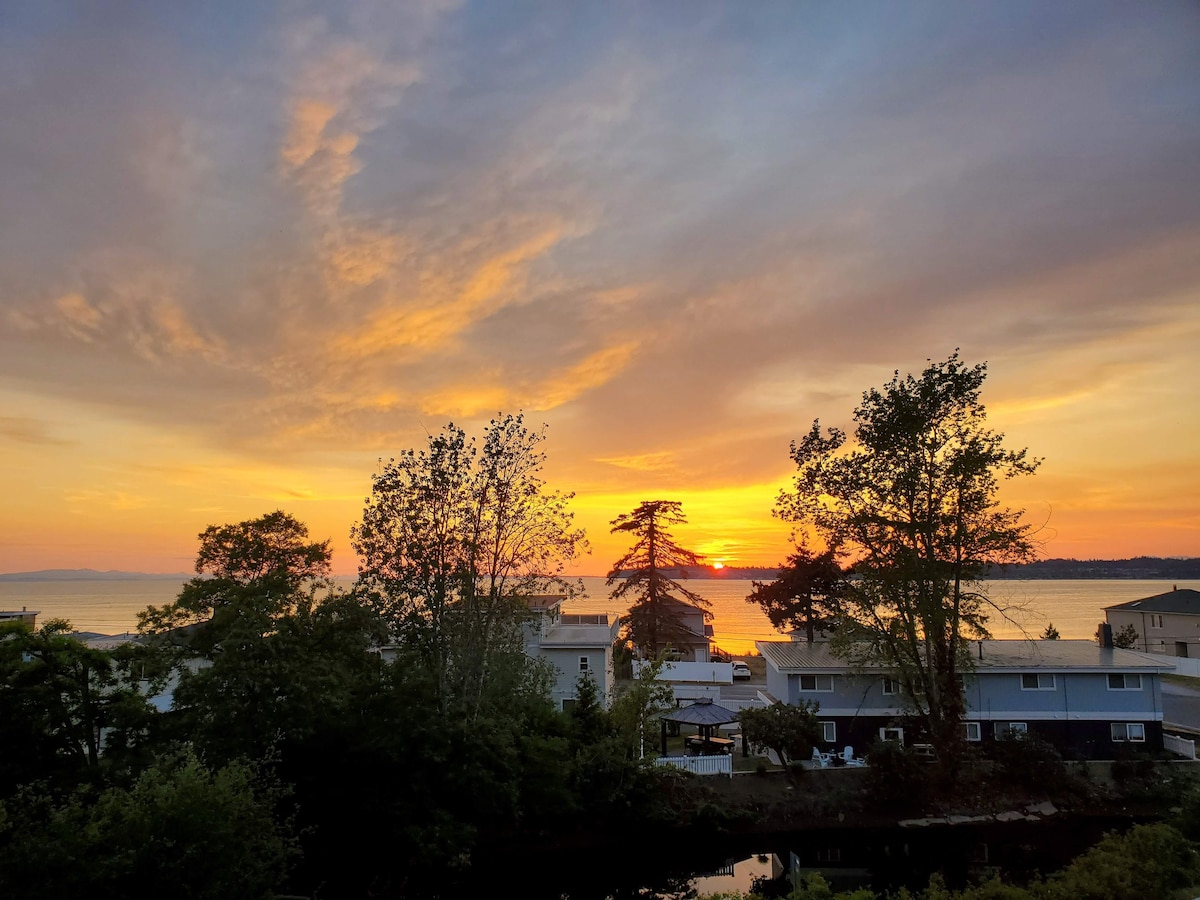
[{"xmin": 712, "ymin": 561, "xmax": 724, "ymax": 570}]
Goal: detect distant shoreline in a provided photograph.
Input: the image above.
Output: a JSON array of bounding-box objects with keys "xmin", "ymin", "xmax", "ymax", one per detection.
[
  {"xmin": 4, "ymin": 556, "xmax": 1198, "ymax": 583},
  {"xmin": 0, "ymin": 569, "xmax": 191, "ymax": 583},
  {"xmin": 603, "ymin": 557, "xmax": 1200, "ymax": 581}
]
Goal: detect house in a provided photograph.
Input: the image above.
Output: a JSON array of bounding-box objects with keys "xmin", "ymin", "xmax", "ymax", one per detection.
[
  {"xmin": 634, "ymin": 595, "xmax": 714, "ymax": 662},
  {"xmin": 756, "ymin": 638, "xmax": 1173, "ymax": 758},
  {"xmin": 0, "ymin": 608, "xmax": 39, "ymax": 627},
  {"xmin": 522, "ymin": 595, "xmax": 620, "ymax": 711},
  {"xmin": 1105, "ymin": 587, "xmax": 1200, "ymax": 658}
]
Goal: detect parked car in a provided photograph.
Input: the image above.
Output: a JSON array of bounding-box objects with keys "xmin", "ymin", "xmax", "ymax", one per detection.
[{"xmin": 731, "ymin": 660, "xmax": 752, "ymax": 680}]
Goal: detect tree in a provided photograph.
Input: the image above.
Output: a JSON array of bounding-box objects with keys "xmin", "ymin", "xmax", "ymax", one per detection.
[
  {"xmin": 351, "ymin": 413, "xmax": 587, "ymax": 716},
  {"xmin": 0, "ymin": 749, "xmax": 298, "ymax": 899},
  {"xmin": 777, "ymin": 353, "xmax": 1040, "ymax": 763},
  {"xmin": 138, "ymin": 510, "xmax": 333, "ymax": 648},
  {"xmin": 1112, "ymin": 623, "xmax": 1139, "ymax": 649},
  {"xmin": 0, "ymin": 619, "xmax": 153, "ymax": 789},
  {"xmin": 608, "ymin": 656, "xmax": 676, "ymax": 760},
  {"xmin": 738, "ymin": 701, "xmax": 822, "ymax": 767},
  {"xmin": 1040, "ymin": 622, "xmax": 1061, "ymax": 640},
  {"xmin": 607, "ymin": 501, "xmax": 710, "ymax": 658},
  {"xmin": 746, "ymin": 541, "xmax": 845, "ymax": 642}
]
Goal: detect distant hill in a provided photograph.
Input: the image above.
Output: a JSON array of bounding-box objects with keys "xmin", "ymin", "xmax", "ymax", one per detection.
[
  {"xmin": 606, "ymin": 558, "xmax": 1200, "ymax": 581},
  {"xmin": 990, "ymin": 557, "xmax": 1200, "ymax": 579},
  {"xmin": 0, "ymin": 568, "xmax": 191, "ymax": 582}
]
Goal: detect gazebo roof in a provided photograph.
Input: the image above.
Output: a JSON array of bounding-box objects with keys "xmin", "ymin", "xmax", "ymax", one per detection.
[{"xmin": 657, "ymin": 699, "xmax": 740, "ymax": 726}]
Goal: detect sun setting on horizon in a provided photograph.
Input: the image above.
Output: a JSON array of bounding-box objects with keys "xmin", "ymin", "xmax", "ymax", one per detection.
[{"xmin": 0, "ymin": 3, "xmax": 1197, "ymax": 577}]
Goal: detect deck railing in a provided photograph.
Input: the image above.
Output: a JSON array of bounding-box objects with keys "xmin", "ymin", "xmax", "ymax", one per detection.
[{"xmin": 654, "ymin": 754, "xmax": 733, "ymax": 777}]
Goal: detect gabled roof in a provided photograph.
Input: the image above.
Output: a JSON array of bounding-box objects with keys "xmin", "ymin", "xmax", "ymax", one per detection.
[
  {"xmin": 1105, "ymin": 588, "xmax": 1200, "ymax": 614},
  {"xmin": 756, "ymin": 639, "xmax": 1175, "ymax": 674}
]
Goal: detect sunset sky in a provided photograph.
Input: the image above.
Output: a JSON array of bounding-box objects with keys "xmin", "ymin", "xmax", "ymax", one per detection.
[{"xmin": 1, "ymin": 1, "xmax": 1198, "ymax": 577}]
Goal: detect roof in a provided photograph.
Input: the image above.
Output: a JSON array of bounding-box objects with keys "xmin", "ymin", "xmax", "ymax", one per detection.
[
  {"xmin": 756, "ymin": 639, "xmax": 1176, "ymax": 674},
  {"xmin": 1105, "ymin": 588, "xmax": 1200, "ymax": 615},
  {"xmin": 657, "ymin": 699, "xmax": 740, "ymax": 726},
  {"xmin": 524, "ymin": 594, "xmax": 566, "ymax": 610}
]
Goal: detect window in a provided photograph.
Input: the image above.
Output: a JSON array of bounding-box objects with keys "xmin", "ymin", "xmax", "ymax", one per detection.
[
  {"xmin": 579, "ymin": 656, "xmax": 590, "ymax": 673},
  {"xmin": 816, "ymin": 848, "xmax": 841, "ymax": 863},
  {"xmin": 1150, "ymin": 615, "xmax": 1165, "ymax": 629},
  {"xmin": 799, "ymin": 674, "xmax": 834, "ymax": 691},
  {"xmin": 879, "ymin": 727, "xmax": 904, "ymax": 744},
  {"xmin": 1021, "ymin": 673, "xmax": 1056, "ymax": 690},
  {"xmin": 882, "ymin": 677, "xmax": 900, "ymax": 695},
  {"xmin": 1107, "ymin": 673, "xmax": 1142, "ymax": 691},
  {"xmin": 1111, "ymin": 723, "xmax": 1146, "ymax": 742},
  {"xmin": 994, "ymin": 722, "xmax": 1028, "ymax": 739},
  {"xmin": 561, "ymin": 698, "xmax": 577, "ymax": 712},
  {"xmin": 963, "ymin": 722, "xmax": 981, "ymax": 742},
  {"xmin": 820, "ymin": 721, "xmax": 836, "ymax": 743}
]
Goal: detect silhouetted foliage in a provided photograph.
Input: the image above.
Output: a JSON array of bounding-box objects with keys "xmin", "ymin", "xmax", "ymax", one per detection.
[
  {"xmin": 0, "ymin": 619, "xmax": 154, "ymax": 794},
  {"xmin": 0, "ymin": 749, "xmax": 297, "ymax": 899},
  {"xmin": 1112, "ymin": 623, "xmax": 1140, "ymax": 649},
  {"xmin": 137, "ymin": 510, "xmax": 333, "ymax": 653},
  {"xmin": 739, "ymin": 700, "xmax": 822, "ymax": 767},
  {"xmin": 778, "ymin": 353, "xmax": 1040, "ymax": 765},
  {"xmin": 607, "ymin": 500, "xmax": 710, "ymax": 657},
  {"xmin": 1040, "ymin": 622, "xmax": 1061, "ymax": 640},
  {"xmin": 352, "ymin": 414, "xmax": 587, "ymax": 717},
  {"xmin": 746, "ymin": 541, "xmax": 846, "ymax": 642}
]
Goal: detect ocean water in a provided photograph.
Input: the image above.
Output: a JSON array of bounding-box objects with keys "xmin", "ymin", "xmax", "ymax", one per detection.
[{"xmin": 3, "ymin": 576, "xmax": 1196, "ymax": 655}]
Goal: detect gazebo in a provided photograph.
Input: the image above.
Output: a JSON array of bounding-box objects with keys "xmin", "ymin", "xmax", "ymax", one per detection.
[{"xmin": 658, "ymin": 698, "xmax": 741, "ymax": 756}]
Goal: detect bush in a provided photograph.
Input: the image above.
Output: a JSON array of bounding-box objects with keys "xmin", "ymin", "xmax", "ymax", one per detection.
[
  {"xmin": 989, "ymin": 733, "xmax": 1065, "ymax": 789},
  {"xmin": 865, "ymin": 741, "xmax": 930, "ymax": 807}
]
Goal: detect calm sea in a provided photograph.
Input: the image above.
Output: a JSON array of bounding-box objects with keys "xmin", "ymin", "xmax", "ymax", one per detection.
[{"xmin": 3, "ymin": 576, "xmax": 1197, "ymax": 655}]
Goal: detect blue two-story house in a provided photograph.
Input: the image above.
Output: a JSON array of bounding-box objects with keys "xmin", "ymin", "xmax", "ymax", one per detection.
[{"xmin": 756, "ymin": 639, "xmax": 1174, "ymax": 758}]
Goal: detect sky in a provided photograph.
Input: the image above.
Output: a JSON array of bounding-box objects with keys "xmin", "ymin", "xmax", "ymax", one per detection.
[{"xmin": 1, "ymin": 1, "xmax": 1198, "ymax": 577}]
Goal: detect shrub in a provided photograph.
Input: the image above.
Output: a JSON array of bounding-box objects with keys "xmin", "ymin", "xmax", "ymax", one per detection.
[
  {"xmin": 989, "ymin": 733, "xmax": 1065, "ymax": 789},
  {"xmin": 865, "ymin": 741, "xmax": 929, "ymax": 807}
]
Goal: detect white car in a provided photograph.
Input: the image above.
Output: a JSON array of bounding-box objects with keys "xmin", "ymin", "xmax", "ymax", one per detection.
[{"xmin": 731, "ymin": 660, "xmax": 752, "ymax": 680}]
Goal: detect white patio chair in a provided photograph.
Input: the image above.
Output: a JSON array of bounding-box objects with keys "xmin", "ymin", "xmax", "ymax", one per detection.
[
  {"xmin": 811, "ymin": 747, "xmax": 832, "ymax": 768},
  {"xmin": 842, "ymin": 746, "xmax": 865, "ymax": 767}
]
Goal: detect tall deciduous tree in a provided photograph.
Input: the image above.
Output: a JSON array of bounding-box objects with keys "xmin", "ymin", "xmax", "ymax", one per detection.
[
  {"xmin": 138, "ymin": 510, "xmax": 333, "ymax": 646},
  {"xmin": 746, "ymin": 541, "xmax": 845, "ymax": 643},
  {"xmin": 351, "ymin": 413, "xmax": 587, "ymax": 716},
  {"xmin": 777, "ymin": 353, "xmax": 1040, "ymax": 761},
  {"xmin": 607, "ymin": 500, "xmax": 710, "ymax": 658}
]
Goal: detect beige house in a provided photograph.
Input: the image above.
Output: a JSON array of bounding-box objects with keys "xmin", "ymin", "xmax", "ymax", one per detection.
[{"xmin": 1105, "ymin": 588, "xmax": 1200, "ymax": 658}]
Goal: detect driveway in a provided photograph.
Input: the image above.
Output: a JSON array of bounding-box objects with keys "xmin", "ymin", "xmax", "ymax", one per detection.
[{"xmin": 1162, "ymin": 678, "xmax": 1200, "ymax": 733}]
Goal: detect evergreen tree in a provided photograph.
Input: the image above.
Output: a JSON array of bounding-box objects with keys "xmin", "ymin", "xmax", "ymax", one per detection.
[{"xmin": 607, "ymin": 500, "xmax": 710, "ymax": 657}]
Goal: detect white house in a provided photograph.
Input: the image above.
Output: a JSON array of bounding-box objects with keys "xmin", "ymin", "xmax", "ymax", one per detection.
[{"xmin": 522, "ymin": 595, "xmax": 620, "ymax": 711}]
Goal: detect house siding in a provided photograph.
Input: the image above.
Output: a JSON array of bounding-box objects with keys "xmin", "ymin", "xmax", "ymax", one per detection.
[{"xmin": 759, "ymin": 640, "xmax": 1169, "ymax": 759}]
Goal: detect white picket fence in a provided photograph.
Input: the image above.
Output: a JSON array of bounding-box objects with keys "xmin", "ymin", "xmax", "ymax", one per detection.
[
  {"xmin": 1164, "ymin": 733, "xmax": 1197, "ymax": 760},
  {"xmin": 654, "ymin": 754, "xmax": 733, "ymax": 777}
]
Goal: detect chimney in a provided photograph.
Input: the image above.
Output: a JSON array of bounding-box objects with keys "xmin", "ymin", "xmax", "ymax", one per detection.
[{"xmin": 1098, "ymin": 623, "xmax": 1113, "ymax": 648}]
